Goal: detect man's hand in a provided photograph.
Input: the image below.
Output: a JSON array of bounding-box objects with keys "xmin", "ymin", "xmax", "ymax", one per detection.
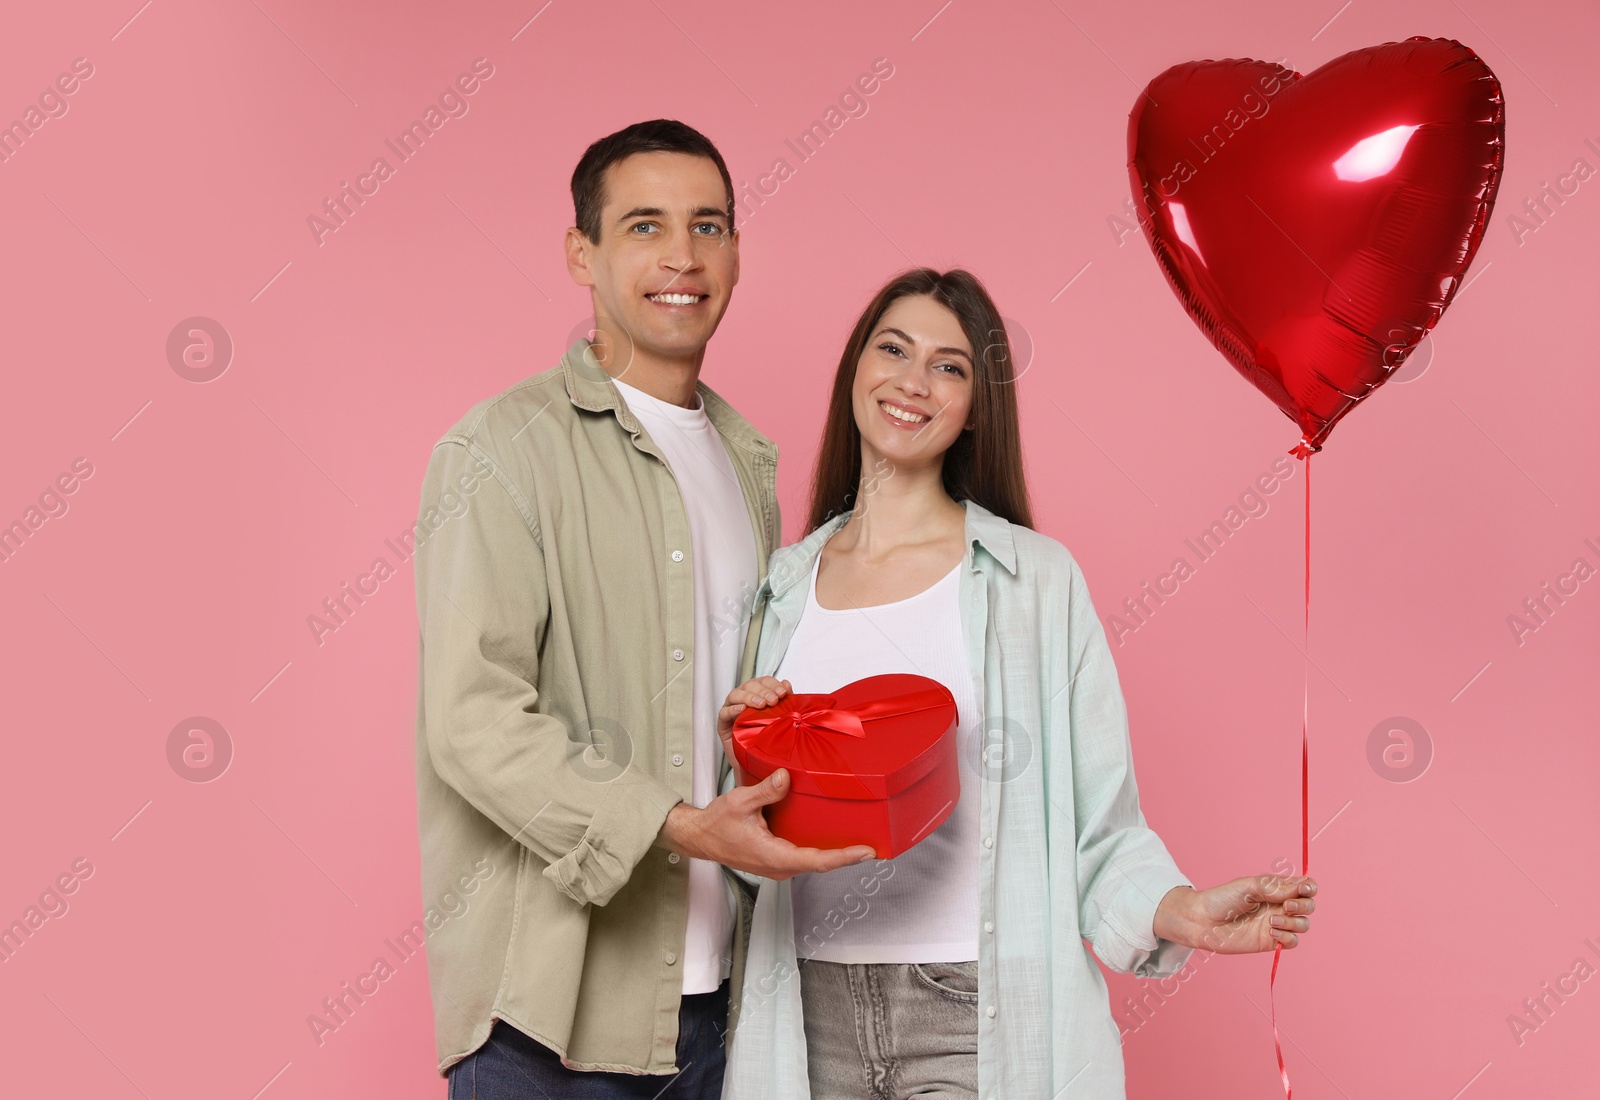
[
  {"xmin": 658, "ymin": 768, "xmax": 878, "ymax": 880},
  {"xmin": 1153, "ymin": 875, "xmax": 1318, "ymax": 953},
  {"xmin": 678, "ymin": 674, "xmax": 876, "ymax": 878},
  {"xmin": 717, "ymin": 676, "xmax": 792, "ymax": 787}
]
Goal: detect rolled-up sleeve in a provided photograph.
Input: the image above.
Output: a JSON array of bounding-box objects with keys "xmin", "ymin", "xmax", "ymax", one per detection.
[
  {"xmin": 1057, "ymin": 557, "xmax": 1195, "ymax": 979},
  {"xmin": 416, "ymin": 437, "xmax": 683, "ymax": 907}
]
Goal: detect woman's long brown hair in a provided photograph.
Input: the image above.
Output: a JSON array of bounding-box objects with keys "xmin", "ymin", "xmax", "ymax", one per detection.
[{"xmin": 805, "ymin": 268, "xmax": 1034, "ymax": 534}]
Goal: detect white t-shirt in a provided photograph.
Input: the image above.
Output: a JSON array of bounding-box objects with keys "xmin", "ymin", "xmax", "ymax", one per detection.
[
  {"xmin": 612, "ymin": 374, "xmax": 758, "ymax": 993},
  {"xmin": 777, "ymin": 551, "xmax": 981, "ymax": 964}
]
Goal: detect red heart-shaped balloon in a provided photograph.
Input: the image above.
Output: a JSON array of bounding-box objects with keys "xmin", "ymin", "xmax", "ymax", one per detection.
[{"xmin": 1128, "ymin": 37, "xmax": 1505, "ymax": 453}]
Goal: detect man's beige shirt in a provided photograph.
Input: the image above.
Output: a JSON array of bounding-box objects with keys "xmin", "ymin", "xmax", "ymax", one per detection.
[{"xmin": 413, "ymin": 340, "xmax": 779, "ymax": 1075}]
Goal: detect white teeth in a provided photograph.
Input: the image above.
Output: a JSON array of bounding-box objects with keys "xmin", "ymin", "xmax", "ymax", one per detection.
[
  {"xmin": 881, "ymin": 402, "xmax": 929, "ymax": 423},
  {"xmin": 649, "ymin": 293, "xmax": 700, "ymax": 305}
]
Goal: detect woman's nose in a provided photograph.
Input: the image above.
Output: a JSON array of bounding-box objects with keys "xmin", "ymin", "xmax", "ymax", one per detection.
[{"xmin": 898, "ymin": 362, "xmax": 933, "ymax": 396}]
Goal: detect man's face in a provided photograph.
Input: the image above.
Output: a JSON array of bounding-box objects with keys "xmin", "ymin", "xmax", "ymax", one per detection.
[{"xmin": 567, "ymin": 151, "xmax": 738, "ymax": 372}]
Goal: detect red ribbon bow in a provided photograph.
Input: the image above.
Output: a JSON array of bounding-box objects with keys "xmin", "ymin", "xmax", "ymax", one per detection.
[{"xmin": 733, "ymin": 686, "xmax": 951, "ymax": 797}]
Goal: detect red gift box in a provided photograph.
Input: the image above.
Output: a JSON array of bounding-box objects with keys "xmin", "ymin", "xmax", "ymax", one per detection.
[{"xmin": 730, "ymin": 673, "xmax": 960, "ymax": 859}]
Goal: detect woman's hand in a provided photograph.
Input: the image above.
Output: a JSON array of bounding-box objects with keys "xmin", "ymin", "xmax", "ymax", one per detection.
[
  {"xmin": 717, "ymin": 676, "xmax": 792, "ymax": 786},
  {"xmin": 1153, "ymin": 875, "xmax": 1318, "ymax": 952}
]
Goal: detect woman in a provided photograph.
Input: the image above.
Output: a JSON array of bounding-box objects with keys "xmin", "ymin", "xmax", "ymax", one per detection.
[{"xmin": 717, "ymin": 269, "xmax": 1318, "ymax": 1100}]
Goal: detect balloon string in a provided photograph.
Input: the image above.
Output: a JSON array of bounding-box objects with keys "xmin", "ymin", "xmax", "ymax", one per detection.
[{"xmin": 1270, "ymin": 450, "xmax": 1311, "ymax": 1099}]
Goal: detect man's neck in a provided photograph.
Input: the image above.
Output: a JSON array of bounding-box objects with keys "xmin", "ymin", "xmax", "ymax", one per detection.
[{"xmin": 593, "ymin": 344, "xmax": 702, "ymax": 409}]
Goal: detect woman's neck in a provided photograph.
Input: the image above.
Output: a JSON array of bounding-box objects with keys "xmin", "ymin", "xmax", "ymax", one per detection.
[{"xmin": 834, "ymin": 458, "xmax": 965, "ymax": 561}]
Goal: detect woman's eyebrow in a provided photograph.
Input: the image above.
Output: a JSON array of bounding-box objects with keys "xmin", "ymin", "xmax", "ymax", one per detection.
[{"xmin": 875, "ymin": 326, "xmax": 972, "ymax": 361}]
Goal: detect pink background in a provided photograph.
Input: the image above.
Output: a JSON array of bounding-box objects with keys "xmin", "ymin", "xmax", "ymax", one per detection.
[{"xmin": 2, "ymin": 1, "xmax": 1596, "ymax": 1097}]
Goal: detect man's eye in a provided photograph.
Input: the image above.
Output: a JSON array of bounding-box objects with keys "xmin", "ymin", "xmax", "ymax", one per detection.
[
  {"xmin": 631, "ymin": 222, "xmax": 657, "ymax": 234},
  {"xmin": 693, "ymin": 223, "xmax": 724, "ymax": 235}
]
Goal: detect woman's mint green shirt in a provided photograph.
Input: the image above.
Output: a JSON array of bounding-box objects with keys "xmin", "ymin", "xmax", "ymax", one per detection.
[{"xmin": 721, "ymin": 499, "xmax": 1195, "ymax": 1100}]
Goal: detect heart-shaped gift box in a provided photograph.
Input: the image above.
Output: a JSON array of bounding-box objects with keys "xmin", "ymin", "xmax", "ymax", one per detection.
[{"xmin": 730, "ymin": 673, "xmax": 960, "ymax": 859}]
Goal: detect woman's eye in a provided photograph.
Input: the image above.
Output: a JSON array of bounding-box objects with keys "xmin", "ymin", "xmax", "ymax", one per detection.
[
  {"xmin": 937, "ymin": 362, "xmax": 966, "ymax": 376},
  {"xmin": 877, "ymin": 342, "xmax": 905, "ymax": 357}
]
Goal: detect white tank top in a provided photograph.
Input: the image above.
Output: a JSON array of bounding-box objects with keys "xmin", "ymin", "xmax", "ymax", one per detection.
[{"xmin": 776, "ymin": 551, "xmax": 981, "ymax": 963}]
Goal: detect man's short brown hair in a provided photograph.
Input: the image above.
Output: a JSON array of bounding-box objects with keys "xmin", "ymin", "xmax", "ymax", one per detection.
[{"xmin": 570, "ymin": 119, "xmax": 735, "ymax": 242}]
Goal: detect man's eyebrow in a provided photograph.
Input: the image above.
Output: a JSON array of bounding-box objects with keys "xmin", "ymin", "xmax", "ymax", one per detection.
[
  {"xmin": 615, "ymin": 205, "xmax": 730, "ymax": 222},
  {"xmin": 874, "ymin": 326, "xmax": 973, "ymax": 361}
]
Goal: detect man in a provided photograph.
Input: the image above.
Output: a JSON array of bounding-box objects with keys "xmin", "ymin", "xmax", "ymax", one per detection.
[{"xmin": 412, "ymin": 119, "xmax": 875, "ymax": 1097}]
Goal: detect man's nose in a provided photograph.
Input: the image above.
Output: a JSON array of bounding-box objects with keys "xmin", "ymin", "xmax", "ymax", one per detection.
[{"xmin": 660, "ymin": 228, "xmax": 703, "ymax": 272}]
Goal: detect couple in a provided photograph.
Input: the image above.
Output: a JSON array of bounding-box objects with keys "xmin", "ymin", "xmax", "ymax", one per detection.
[{"xmin": 412, "ymin": 119, "xmax": 1317, "ymax": 1100}]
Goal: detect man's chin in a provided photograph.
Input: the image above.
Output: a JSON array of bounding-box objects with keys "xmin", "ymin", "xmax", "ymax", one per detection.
[{"xmin": 630, "ymin": 327, "xmax": 718, "ymax": 364}]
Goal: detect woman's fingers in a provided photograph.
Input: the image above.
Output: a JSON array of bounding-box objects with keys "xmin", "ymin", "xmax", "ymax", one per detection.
[
  {"xmin": 1274, "ymin": 894, "xmax": 1314, "ymax": 931},
  {"xmin": 1265, "ymin": 896, "xmax": 1311, "ymax": 952},
  {"xmin": 719, "ymin": 678, "xmax": 794, "ymax": 739},
  {"xmin": 1248, "ymin": 874, "xmax": 1317, "ymax": 905},
  {"xmin": 716, "ymin": 701, "xmax": 747, "ymax": 737},
  {"xmin": 725, "ymin": 688, "xmax": 764, "ymax": 710},
  {"xmin": 746, "ymin": 676, "xmax": 790, "ymax": 704},
  {"xmin": 725, "ymin": 677, "xmax": 792, "ymax": 709}
]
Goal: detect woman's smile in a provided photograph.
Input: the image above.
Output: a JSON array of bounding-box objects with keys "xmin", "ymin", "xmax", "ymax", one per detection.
[{"xmin": 877, "ymin": 398, "xmax": 936, "ymax": 428}]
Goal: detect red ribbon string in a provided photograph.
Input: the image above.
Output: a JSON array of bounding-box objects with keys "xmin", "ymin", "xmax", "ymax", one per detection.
[{"xmin": 1270, "ymin": 448, "xmax": 1311, "ymax": 1099}]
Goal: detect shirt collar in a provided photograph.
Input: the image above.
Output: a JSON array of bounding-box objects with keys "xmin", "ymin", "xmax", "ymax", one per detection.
[
  {"xmin": 558, "ymin": 339, "xmax": 776, "ymax": 459},
  {"xmin": 765, "ymin": 497, "xmax": 1019, "ymax": 601}
]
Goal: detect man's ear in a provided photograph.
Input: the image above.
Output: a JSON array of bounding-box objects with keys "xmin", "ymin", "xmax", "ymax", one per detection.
[
  {"xmin": 565, "ymin": 226, "xmax": 596, "ymax": 287},
  {"xmin": 728, "ymin": 225, "xmax": 741, "ymax": 289}
]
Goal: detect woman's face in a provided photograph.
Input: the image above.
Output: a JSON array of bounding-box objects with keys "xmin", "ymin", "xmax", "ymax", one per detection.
[{"xmin": 850, "ymin": 294, "xmax": 975, "ymax": 474}]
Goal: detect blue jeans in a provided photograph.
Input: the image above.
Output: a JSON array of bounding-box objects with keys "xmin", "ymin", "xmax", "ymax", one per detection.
[
  {"xmin": 798, "ymin": 959, "xmax": 978, "ymax": 1100},
  {"xmin": 446, "ymin": 981, "xmax": 729, "ymax": 1099}
]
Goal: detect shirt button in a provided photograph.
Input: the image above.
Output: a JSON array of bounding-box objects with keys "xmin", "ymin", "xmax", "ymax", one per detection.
[
  {"xmin": 671, "ymin": 549, "xmax": 684, "ymax": 562},
  {"xmin": 665, "ymin": 951, "xmax": 678, "ymax": 965},
  {"xmin": 986, "ymin": 1005, "xmax": 997, "ymax": 1018},
  {"xmin": 667, "ymin": 852, "xmax": 681, "ymax": 864},
  {"xmin": 672, "ymin": 753, "xmax": 684, "ymax": 766},
  {"xmin": 983, "ymin": 836, "xmax": 994, "ymax": 849},
  {"xmin": 672, "ymin": 648, "xmax": 685, "ymax": 661},
  {"xmin": 984, "ymin": 921, "xmax": 995, "ymax": 934}
]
